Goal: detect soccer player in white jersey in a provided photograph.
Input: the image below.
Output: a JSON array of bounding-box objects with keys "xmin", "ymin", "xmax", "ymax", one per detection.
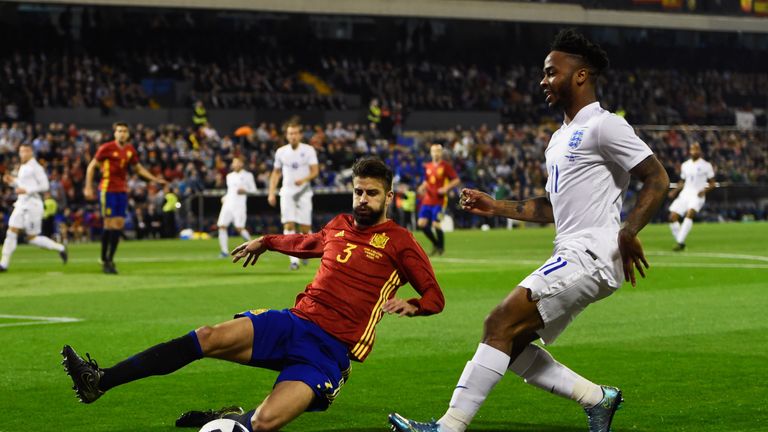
[
  {"xmin": 217, "ymin": 156, "xmax": 257, "ymax": 257},
  {"xmin": 389, "ymin": 29, "xmax": 669, "ymax": 432},
  {"xmin": 267, "ymin": 122, "xmax": 319, "ymax": 270},
  {"xmin": 1, "ymin": 143, "xmax": 67, "ymax": 271},
  {"xmin": 667, "ymin": 142, "xmax": 715, "ymax": 251}
]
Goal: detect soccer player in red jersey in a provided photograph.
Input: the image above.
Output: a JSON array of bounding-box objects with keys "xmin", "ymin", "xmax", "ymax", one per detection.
[
  {"xmin": 417, "ymin": 144, "xmax": 460, "ymax": 256},
  {"xmin": 62, "ymin": 157, "xmax": 445, "ymax": 431},
  {"xmin": 84, "ymin": 122, "xmax": 166, "ymax": 274}
]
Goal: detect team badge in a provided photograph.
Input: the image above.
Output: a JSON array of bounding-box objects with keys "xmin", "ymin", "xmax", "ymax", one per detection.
[
  {"xmin": 568, "ymin": 129, "xmax": 585, "ymax": 149},
  {"xmin": 369, "ymin": 232, "xmax": 390, "ymax": 249},
  {"xmin": 335, "ymin": 230, "xmax": 345, "ymax": 238},
  {"xmin": 113, "ymin": 151, "xmax": 119, "ymax": 157}
]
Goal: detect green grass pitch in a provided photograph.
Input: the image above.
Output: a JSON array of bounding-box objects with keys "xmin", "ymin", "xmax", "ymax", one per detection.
[{"xmin": 1, "ymin": 222, "xmax": 766, "ymax": 431}]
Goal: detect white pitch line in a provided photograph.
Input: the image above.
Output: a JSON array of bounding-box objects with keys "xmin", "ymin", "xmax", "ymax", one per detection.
[
  {"xmin": 646, "ymin": 251, "xmax": 768, "ymax": 262},
  {"xmin": 0, "ymin": 314, "xmax": 82, "ymax": 329}
]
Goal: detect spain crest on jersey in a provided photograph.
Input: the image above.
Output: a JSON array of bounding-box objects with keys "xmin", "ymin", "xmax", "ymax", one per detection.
[{"xmin": 369, "ymin": 232, "xmax": 390, "ymax": 249}]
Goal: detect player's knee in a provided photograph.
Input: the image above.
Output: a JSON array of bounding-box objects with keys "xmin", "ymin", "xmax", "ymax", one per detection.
[
  {"xmin": 250, "ymin": 407, "xmax": 282, "ymax": 432},
  {"xmin": 194, "ymin": 325, "xmax": 216, "ymax": 352},
  {"xmin": 482, "ymin": 306, "xmax": 516, "ymax": 342},
  {"xmin": 686, "ymin": 210, "xmax": 696, "ymax": 219},
  {"xmin": 668, "ymin": 213, "xmax": 679, "ymax": 222}
]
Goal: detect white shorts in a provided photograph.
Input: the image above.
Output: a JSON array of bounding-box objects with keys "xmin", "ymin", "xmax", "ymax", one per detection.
[
  {"xmin": 520, "ymin": 249, "xmax": 616, "ymax": 344},
  {"xmin": 669, "ymin": 193, "xmax": 705, "ymax": 216},
  {"xmin": 217, "ymin": 205, "xmax": 247, "ymax": 228},
  {"xmin": 280, "ymin": 192, "xmax": 313, "ymax": 226},
  {"xmin": 8, "ymin": 204, "xmax": 44, "ymax": 235}
]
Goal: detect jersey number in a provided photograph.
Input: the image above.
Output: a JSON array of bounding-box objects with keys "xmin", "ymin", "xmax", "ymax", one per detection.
[{"xmin": 336, "ymin": 243, "xmax": 358, "ymax": 263}]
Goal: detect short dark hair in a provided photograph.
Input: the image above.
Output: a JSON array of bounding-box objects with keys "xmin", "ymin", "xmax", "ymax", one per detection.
[
  {"xmin": 352, "ymin": 157, "xmax": 393, "ymax": 192},
  {"xmin": 551, "ymin": 28, "xmax": 609, "ymax": 76},
  {"xmin": 113, "ymin": 122, "xmax": 129, "ymax": 130}
]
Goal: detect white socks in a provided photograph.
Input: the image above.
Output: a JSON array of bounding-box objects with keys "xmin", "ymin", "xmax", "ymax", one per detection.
[
  {"xmin": 29, "ymin": 236, "xmax": 65, "ymax": 252},
  {"xmin": 508, "ymin": 344, "xmax": 603, "ymax": 408},
  {"xmin": 239, "ymin": 229, "xmax": 251, "ymax": 241},
  {"xmin": 438, "ymin": 344, "xmax": 510, "ymax": 432},
  {"xmin": 218, "ymin": 228, "xmax": 228, "ymax": 254},
  {"xmin": 284, "ymin": 229, "xmax": 299, "ymax": 265},
  {"xmin": 669, "ymin": 221, "xmax": 681, "ymax": 239},
  {"xmin": 676, "ymin": 217, "xmax": 693, "ymax": 244},
  {"xmin": 1, "ymin": 231, "xmax": 18, "ymax": 268}
]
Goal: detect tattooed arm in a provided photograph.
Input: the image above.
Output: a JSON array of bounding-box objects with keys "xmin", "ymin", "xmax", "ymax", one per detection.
[{"xmin": 459, "ymin": 188, "xmax": 554, "ymax": 223}]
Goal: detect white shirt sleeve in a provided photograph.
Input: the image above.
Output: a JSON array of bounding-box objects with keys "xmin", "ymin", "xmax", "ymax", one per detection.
[
  {"xmin": 245, "ymin": 172, "xmax": 257, "ymax": 193},
  {"xmin": 706, "ymin": 162, "xmax": 715, "ymax": 180},
  {"xmin": 307, "ymin": 146, "xmax": 319, "ymax": 166},
  {"xmin": 598, "ymin": 114, "xmax": 653, "ymax": 172},
  {"xmin": 30, "ymin": 164, "xmax": 50, "ymax": 194},
  {"xmin": 273, "ymin": 148, "xmax": 283, "ymax": 169}
]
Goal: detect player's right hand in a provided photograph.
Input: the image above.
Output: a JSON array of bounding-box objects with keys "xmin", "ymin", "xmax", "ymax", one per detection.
[
  {"xmin": 231, "ymin": 237, "xmax": 268, "ymax": 267},
  {"xmin": 459, "ymin": 188, "xmax": 496, "ymax": 217},
  {"xmin": 267, "ymin": 194, "xmax": 277, "ymax": 207},
  {"xmin": 84, "ymin": 186, "xmax": 95, "ymax": 201}
]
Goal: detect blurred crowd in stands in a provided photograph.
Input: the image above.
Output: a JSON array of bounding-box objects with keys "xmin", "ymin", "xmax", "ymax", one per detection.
[
  {"xmin": 0, "ymin": 119, "xmax": 765, "ymax": 243},
  {"xmin": 1, "ymin": 52, "xmax": 766, "ymax": 126}
]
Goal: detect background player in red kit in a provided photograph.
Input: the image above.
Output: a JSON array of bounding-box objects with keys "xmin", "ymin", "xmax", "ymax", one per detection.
[
  {"xmin": 84, "ymin": 122, "xmax": 166, "ymax": 274},
  {"xmin": 62, "ymin": 157, "xmax": 445, "ymax": 432},
  {"xmin": 417, "ymin": 143, "xmax": 460, "ymax": 255}
]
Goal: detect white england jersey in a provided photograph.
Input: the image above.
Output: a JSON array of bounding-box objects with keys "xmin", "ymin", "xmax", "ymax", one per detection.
[
  {"xmin": 223, "ymin": 170, "xmax": 257, "ymax": 209},
  {"xmin": 679, "ymin": 158, "xmax": 714, "ymax": 195},
  {"xmin": 545, "ymin": 102, "xmax": 653, "ymax": 288},
  {"xmin": 13, "ymin": 158, "xmax": 49, "ymax": 209},
  {"xmin": 273, "ymin": 143, "xmax": 318, "ymax": 197}
]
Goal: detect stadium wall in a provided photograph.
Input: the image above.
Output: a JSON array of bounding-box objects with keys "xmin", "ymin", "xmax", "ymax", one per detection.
[{"xmin": 9, "ymin": 0, "xmax": 768, "ymax": 33}]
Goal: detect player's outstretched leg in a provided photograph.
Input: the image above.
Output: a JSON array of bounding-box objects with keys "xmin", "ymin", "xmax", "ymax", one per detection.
[
  {"xmin": 584, "ymin": 386, "xmax": 623, "ymax": 432},
  {"xmin": 61, "ymin": 345, "xmax": 105, "ymax": 403},
  {"xmin": 28, "ymin": 235, "xmax": 67, "ymax": 263},
  {"xmin": 388, "ymin": 413, "xmax": 440, "ymax": 432},
  {"xmin": 61, "ymin": 331, "xmax": 205, "ymax": 403}
]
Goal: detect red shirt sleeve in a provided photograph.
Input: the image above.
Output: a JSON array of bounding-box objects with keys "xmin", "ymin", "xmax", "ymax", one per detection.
[
  {"xmin": 397, "ymin": 232, "xmax": 445, "ymax": 316},
  {"xmin": 445, "ymin": 162, "xmax": 458, "ymax": 180},
  {"xmin": 127, "ymin": 144, "xmax": 140, "ymax": 165},
  {"xmin": 262, "ymin": 230, "xmax": 326, "ymax": 259},
  {"xmin": 94, "ymin": 143, "xmax": 109, "ymax": 161}
]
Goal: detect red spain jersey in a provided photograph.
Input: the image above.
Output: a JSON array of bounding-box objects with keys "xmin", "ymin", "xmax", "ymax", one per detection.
[
  {"xmin": 94, "ymin": 141, "xmax": 139, "ymax": 193},
  {"xmin": 422, "ymin": 160, "xmax": 458, "ymax": 206},
  {"xmin": 262, "ymin": 214, "xmax": 445, "ymax": 362}
]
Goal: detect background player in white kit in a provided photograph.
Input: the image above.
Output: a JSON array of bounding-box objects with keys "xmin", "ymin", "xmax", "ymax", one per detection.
[
  {"xmin": 389, "ymin": 29, "xmax": 669, "ymax": 432},
  {"xmin": 667, "ymin": 142, "xmax": 715, "ymax": 251},
  {"xmin": 217, "ymin": 156, "xmax": 257, "ymax": 257},
  {"xmin": 267, "ymin": 122, "xmax": 319, "ymax": 270},
  {"xmin": 1, "ymin": 143, "xmax": 67, "ymax": 271}
]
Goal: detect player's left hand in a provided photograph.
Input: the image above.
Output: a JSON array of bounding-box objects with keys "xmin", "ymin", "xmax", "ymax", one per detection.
[
  {"xmin": 15, "ymin": 187, "xmax": 26, "ymax": 195},
  {"xmin": 231, "ymin": 237, "xmax": 268, "ymax": 267},
  {"xmin": 2, "ymin": 174, "xmax": 13, "ymax": 184},
  {"xmin": 294, "ymin": 179, "xmax": 305, "ymax": 186},
  {"xmin": 618, "ymin": 228, "xmax": 648, "ymax": 287},
  {"xmin": 382, "ymin": 298, "xmax": 418, "ymax": 317},
  {"xmin": 698, "ymin": 191, "xmax": 705, "ymax": 197},
  {"xmin": 157, "ymin": 178, "xmax": 169, "ymax": 185}
]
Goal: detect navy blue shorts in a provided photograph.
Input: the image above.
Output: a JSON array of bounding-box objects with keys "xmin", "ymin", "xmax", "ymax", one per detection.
[
  {"xmin": 100, "ymin": 191, "xmax": 128, "ymax": 218},
  {"xmin": 418, "ymin": 204, "xmax": 444, "ymax": 222},
  {"xmin": 234, "ymin": 309, "xmax": 351, "ymax": 411}
]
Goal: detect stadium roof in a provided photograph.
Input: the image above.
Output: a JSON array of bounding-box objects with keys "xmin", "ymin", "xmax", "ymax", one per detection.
[{"xmin": 8, "ymin": 0, "xmax": 768, "ymax": 33}]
